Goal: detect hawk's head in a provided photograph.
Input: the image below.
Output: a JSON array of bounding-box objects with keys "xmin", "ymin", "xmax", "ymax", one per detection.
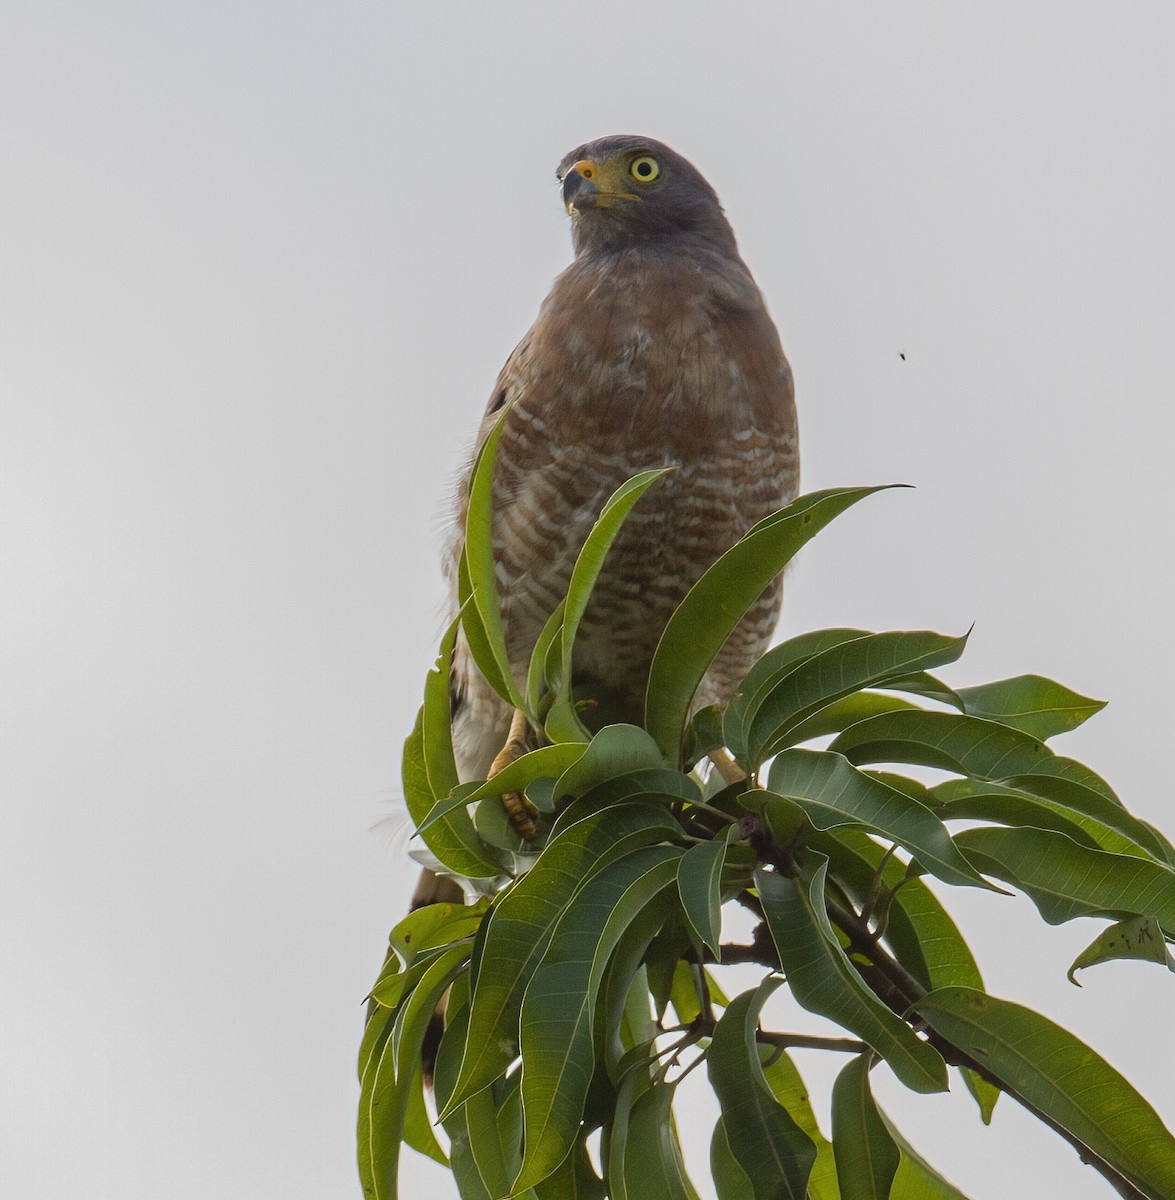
[{"xmin": 556, "ymin": 135, "xmax": 738, "ymax": 258}]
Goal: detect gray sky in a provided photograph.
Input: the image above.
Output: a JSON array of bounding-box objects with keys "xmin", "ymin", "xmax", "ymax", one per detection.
[{"xmin": 2, "ymin": 3, "xmax": 1173, "ymax": 1198}]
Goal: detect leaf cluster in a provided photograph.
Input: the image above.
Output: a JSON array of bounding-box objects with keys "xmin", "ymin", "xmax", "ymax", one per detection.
[{"xmin": 361, "ymin": 455, "xmax": 1175, "ymax": 1200}]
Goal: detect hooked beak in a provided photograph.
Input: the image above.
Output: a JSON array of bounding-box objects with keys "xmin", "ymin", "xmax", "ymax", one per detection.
[{"xmin": 562, "ymin": 158, "xmax": 638, "ymax": 213}]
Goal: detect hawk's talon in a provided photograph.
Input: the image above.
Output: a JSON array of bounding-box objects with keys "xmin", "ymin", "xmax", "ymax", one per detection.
[
  {"xmin": 501, "ymin": 790, "xmax": 538, "ymax": 841},
  {"xmin": 490, "ymin": 709, "xmax": 539, "ymax": 840}
]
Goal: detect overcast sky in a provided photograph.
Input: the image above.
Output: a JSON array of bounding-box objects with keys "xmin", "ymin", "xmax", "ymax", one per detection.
[{"xmin": 2, "ymin": 4, "xmax": 1173, "ymax": 1198}]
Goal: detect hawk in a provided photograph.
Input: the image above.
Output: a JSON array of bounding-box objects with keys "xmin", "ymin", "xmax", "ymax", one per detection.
[{"xmin": 413, "ymin": 134, "xmax": 798, "ymax": 907}]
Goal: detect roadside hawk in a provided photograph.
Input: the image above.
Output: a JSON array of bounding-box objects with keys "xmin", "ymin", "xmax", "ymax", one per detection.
[{"xmin": 412, "ymin": 134, "xmax": 798, "ymax": 908}]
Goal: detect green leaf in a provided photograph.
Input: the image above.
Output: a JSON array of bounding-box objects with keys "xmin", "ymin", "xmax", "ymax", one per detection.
[
  {"xmin": 565, "ymin": 768, "xmax": 702, "ymax": 816},
  {"xmin": 357, "ymin": 943, "xmax": 471, "ymax": 1200},
  {"xmin": 881, "ymin": 671, "xmax": 963, "ymax": 709},
  {"xmin": 600, "ymin": 912, "xmax": 668, "ymax": 1076},
  {"xmin": 418, "ymin": 742, "xmax": 587, "ymax": 833},
  {"xmin": 761, "ymin": 1052, "xmax": 841, "ymax": 1200},
  {"xmin": 404, "ymin": 707, "xmax": 501, "ymax": 881},
  {"xmin": 755, "ymin": 749, "xmax": 991, "ymax": 890},
  {"xmin": 446, "ymin": 802, "xmax": 681, "ymax": 1113},
  {"xmin": 390, "ymin": 896, "xmax": 488, "ymax": 962},
  {"xmin": 917, "ymin": 987, "xmax": 1175, "ymax": 1199},
  {"xmin": 553, "ymin": 724, "xmax": 666, "ymax": 799},
  {"xmin": 953, "ymin": 674, "xmax": 1105, "ymax": 739},
  {"xmin": 402, "ymin": 1058, "xmax": 447, "ymax": 1167},
  {"xmin": 831, "ymin": 1056, "xmax": 900, "ymax": 1200},
  {"xmin": 544, "ymin": 691, "xmax": 593, "ymax": 745},
  {"xmin": 781, "ymin": 691, "xmax": 924, "ymax": 750},
  {"xmin": 1067, "ymin": 916, "xmax": 1175, "ymax": 983},
  {"xmin": 460, "ymin": 408, "xmax": 525, "ymax": 710},
  {"xmin": 435, "ymin": 980, "xmax": 530, "ymax": 1200},
  {"xmin": 526, "ymin": 600, "xmax": 566, "ymax": 716},
  {"xmin": 725, "ymin": 628, "xmax": 873, "ymax": 763},
  {"xmin": 830, "ymin": 709, "xmax": 1170, "ymax": 862},
  {"xmin": 534, "ymin": 1136, "xmax": 607, "ymax": 1200},
  {"xmin": 561, "ymin": 468, "xmax": 673, "ymax": 684},
  {"xmin": 807, "ymin": 828, "xmax": 999, "ymax": 1123},
  {"xmin": 683, "ymin": 703, "xmax": 726, "ymax": 768},
  {"xmin": 707, "ymin": 977, "xmax": 817, "ymax": 1199},
  {"xmin": 405, "ymin": 614, "xmax": 504, "ymax": 877},
  {"xmin": 739, "ymin": 629, "xmax": 969, "ymax": 765},
  {"xmin": 457, "ymin": 550, "xmax": 517, "ymax": 715},
  {"xmin": 368, "ymin": 899, "xmax": 487, "ymax": 1009},
  {"xmin": 807, "ymin": 829, "xmax": 983, "ymax": 993},
  {"xmin": 711, "ymin": 1117, "xmax": 755, "ymax": 1200},
  {"xmin": 607, "ymin": 1075, "xmax": 702, "ymax": 1200},
  {"xmin": 756, "ymin": 859, "xmax": 948, "ymax": 1094},
  {"xmin": 646, "ymin": 487, "xmax": 893, "ymax": 764},
  {"xmin": 677, "ymin": 832, "xmax": 731, "ymax": 957},
  {"xmin": 514, "ymin": 848, "xmax": 681, "ymax": 1192},
  {"xmin": 878, "ymin": 1112, "xmax": 976, "ymax": 1199},
  {"xmin": 955, "ymin": 825, "xmax": 1175, "ymax": 928}
]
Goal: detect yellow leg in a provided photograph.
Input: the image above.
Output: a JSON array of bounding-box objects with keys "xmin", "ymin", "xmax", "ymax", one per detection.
[
  {"xmin": 710, "ymin": 746, "xmax": 747, "ymax": 786},
  {"xmin": 489, "ymin": 708, "xmax": 539, "ymax": 840}
]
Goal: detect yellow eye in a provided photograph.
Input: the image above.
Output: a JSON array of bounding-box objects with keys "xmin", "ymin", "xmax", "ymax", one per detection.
[{"xmin": 629, "ymin": 155, "xmax": 660, "ymax": 183}]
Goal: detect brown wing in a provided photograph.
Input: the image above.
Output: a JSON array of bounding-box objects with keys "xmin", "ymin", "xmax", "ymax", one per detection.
[{"xmin": 445, "ymin": 246, "xmax": 797, "ymax": 779}]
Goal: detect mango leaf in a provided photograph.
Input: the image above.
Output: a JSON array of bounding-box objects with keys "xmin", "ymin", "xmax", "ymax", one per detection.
[
  {"xmin": 514, "ymin": 848, "xmax": 681, "ymax": 1192},
  {"xmin": 367, "ymin": 944, "xmax": 452, "ymax": 1017},
  {"xmin": 917, "ymin": 987, "xmax": 1175, "ymax": 1200},
  {"xmin": 1068, "ymin": 916, "xmax": 1175, "ymax": 984},
  {"xmin": 936, "ymin": 778, "xmax": 1167, "ymax": 863},
  {"xmin": 878, "ymin": 1112, "xmax": 976, "ymax": 1199},
  {"xmin": 725, "ymin": 628, "xmax": 873, "ymax": 764},
  {"xmin": 357, "ymin": 1001, "xmax": 396, "ymax": 1091},
  {"xmin": 405, "ymin": 971, "xmax": 471, "ymax": 1172},
  {"xmin": 707, "ymin": 977, "xmax": 817, "ymax": 1199},
  {"xmin": 830, "ymin": 1056, "xmax": 900, "ymax": 1200},
  {"xmin": 418, "ymin": 742, "xmax": 587, "ymax": 832},
  {"xmin": 544, "ymin": 691, "xmax": 593, "ymax": 745},
  {"xmin": 809, "ymin": 827, "xmax": 999, "ymax": 1123},
  {"xmin": 526, "ymin": 600, "xmax": 566, "ymax": 717},
  {"xmin": 607, "ymin": 1075, "xmax": 702, "ymax": 1200},
  {"xmin": 404, "ymin": 707, "xmax": 501, "ymax": 881},
  {"xmin": 554, "ymin": 724, "xmax": 666, "ymax": 799},
  {"xmin": 756, "ymin": 859, "xmax": 948, "ymax": 1094},
  {"xmin": 391, "ymin": 896, "xmax": 488, "ymax": 961},
  {"xmin": 808, "ymin": 829, "xmax": 984, "ymax": 993},
  {"xmin": 756, "ymin": 749, "xmax": 991, "ymax": 890},
  {"xmin": 781, "ymin": 691, "xmax": 923, "ymax": 750},
  {"xmin": 830, "ymin": 709, "xmax": 1170, "ymax": 862},
  {"xmin": 457, "ymin": 550, "xmax": 517, "ymax": 714},
  {"xmin": 402, "ymin": 1059, "xmax": 447, "ymax": 1168},
  {"xmin": 459, "ymin": 408, "xmax": 524, "ymax": 710},
  {"xmin": 567, "ymin": 768, "xmax": 702, "ymax": 816},
  {"xmin": 602, "ymin": 947, "xmax": 665, "ymax": 1083},
  {"xmin": 953, "ymin": 674, "xmax": 1105, "ymax": 739},
  {"xmin": 740, "ymin": 630, "xmax": 969, "ymax": 765},
  {"xmin": 357, "ymin": 943, "xmax": 470, "ymax": 1200},
  {"xmin": 561, "ymin": 468, "xmax": 673, "ymax": 683},
  {"xmin": 955, "ymin": 826, "xmax": 1175, "ymax": 929},
  {"xmin": 683, "ymin": 703, "xmax": 726, "ymax": 768},
  {"xmin": 434, "ymin": 982, "xmax": 536, "ymax": 1200},
  {"xmin": 711, "ymin": 1118, "xmax": 755, "ymax": 1200},
  {"xmin": 535, "ymin": 1136, "xmax": 607, "ymax": 1200},
  {"xmin": 646, "ymin": 487, "xmax": 893, "ymax": 764},
  {"xmin": 761, "ymin": 1051, "xmax": 841, "ymax": 1200},
  {"xmin": 677, "ymin": 831, "xmax": 732, "ymax": 958},
  {"xmin": 368, "ymin": 899, "xmax": 487, "ymax": 1010},
  {"xmin": 445, "ymin": 801, "xmax": 681, "ymax": 1114},
  {"xmin": 881, "ymin": 671, "xmax": 963, "ymax": 709}
]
